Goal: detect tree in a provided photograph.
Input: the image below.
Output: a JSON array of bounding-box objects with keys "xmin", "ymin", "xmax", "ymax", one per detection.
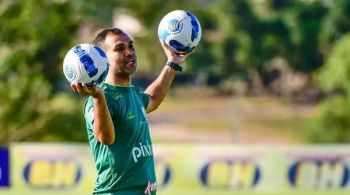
[
  {"xmin": 0, "ymin": 0, "xmax": 84, "ymax": 144},
  {"xmin": 306, "ymin": 33, "xmax": 350, "ymax": 143},
  {"xmin": 288, "ymin": 1, "xmax": 327, "ymax": 72}
]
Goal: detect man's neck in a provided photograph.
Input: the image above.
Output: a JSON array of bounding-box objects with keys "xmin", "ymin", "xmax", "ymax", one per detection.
[{"xmin": 105, "ymin": 74, "xmax": 131, "ymax": 86}]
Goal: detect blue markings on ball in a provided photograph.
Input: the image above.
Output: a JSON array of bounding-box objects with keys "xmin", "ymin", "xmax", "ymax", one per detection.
[
  {"xmin": 85, "ymin": 64, "xmax": 109, "ymax": 87},
  {"xmin": 186, "ymin": 12, "xmax": 200, "ymax": 42},
  {"xmin": 80, "ymin": 55, "xmax": 98, "ymax": 77},
  {"xmin": 158, "ymin": 29, "xmax": 169, "ymax": 41},
  {"xmin": 168, "ymin": 19, "xmax": 183, "ymax": 33},
  {"xmin": 94, "ymin": 46, "xmax": 107, "ymax": 58},
  {"xmin": 169, "ymin": 40, "xmax": 194, "ymax": 53},
  {"xmin": 73, "ymin": 45, "xmax": 98, "ymax": 77},
  {"xmin": 63, "ymin": 64, "xmax": 76, "ymax": 81}
]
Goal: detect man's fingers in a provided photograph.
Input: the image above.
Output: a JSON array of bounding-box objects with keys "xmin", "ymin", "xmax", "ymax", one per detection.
[
  {"xmin": 70, "ymin": 83, "xmax": 78, "ymax": 92},
  {"xmin": 70, "ymin": 82, "xmax": 100, "ymax": 97},
  {"xmin": 70, "ymin": 83, "xmax": 83, "ymax": 93},
  {"xmin": 160, "ymin": 40, "xmax": 168, "ymax": 49},
  {"xmin": 81, "ymin": 84, "xmax": 88, "ymax": 92},
  {"xmin": 174, "ymin": 51, "xmax": 187, "ymax": 56},
  {"xmin": 76, "ymin": 83, "xmax": 84, "ymax": 93}
]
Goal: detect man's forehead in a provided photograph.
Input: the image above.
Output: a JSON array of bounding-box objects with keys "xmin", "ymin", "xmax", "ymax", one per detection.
[{"xmin": 106, "ymin": 32, "xmax": 133, "ymax": 44}]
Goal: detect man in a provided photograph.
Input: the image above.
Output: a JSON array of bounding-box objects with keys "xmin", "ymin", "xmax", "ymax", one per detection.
[{"xmin": 70, "ymin": 28, "xmax": 191, "ymax": 194}]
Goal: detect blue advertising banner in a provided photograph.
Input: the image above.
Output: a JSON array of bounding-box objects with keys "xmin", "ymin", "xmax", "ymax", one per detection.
[{"xmin": 0, "ymin": 147, "xmax": 9, "ymax": 187}]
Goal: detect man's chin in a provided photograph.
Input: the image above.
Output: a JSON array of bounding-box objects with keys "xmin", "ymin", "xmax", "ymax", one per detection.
[
  {"xmin": 116, "ymin": 68, "xmax": 136, "ymax": 78},
  {"xmin": 128, "ymin": 65, "xmax": 137, "ymax": 74},
  {"xmin": 125, "ymin": 68, "xmax": 136, "ymax": 75}
]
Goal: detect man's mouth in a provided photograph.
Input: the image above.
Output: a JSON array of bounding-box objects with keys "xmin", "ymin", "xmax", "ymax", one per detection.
[{"xmin": 126, "ymin": 59, "xmax": 135, "ymax": 65}]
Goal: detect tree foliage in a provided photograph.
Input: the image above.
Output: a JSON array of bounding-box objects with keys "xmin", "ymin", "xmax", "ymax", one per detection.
[
  {"xmin": 306, "ymin": 96, "xmax": 350, "ymax": 143},
  {"xmin": 315, "ymin": 34, "xmax": 350, "ymax": 93},
  {"xmin": 0, "ymin": 0, "xmax": 83, "ymax": 144},
  {"xmin": 305, "ymin": 34, "xmax": 350, "ymax": 143}
]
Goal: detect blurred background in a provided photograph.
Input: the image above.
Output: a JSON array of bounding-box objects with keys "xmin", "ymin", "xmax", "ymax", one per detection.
[{"xmin": 1, "ymin": 0, "xmax": 350, "ymax": 194}]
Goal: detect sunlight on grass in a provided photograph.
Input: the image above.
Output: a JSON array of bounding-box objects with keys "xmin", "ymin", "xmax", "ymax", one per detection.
[
  {"xmin": 180, "ymin": 118, "xmax": 231, "ymax": 131},
  {"xmin": 152, "ymin": 93, "xmax": 318, "ymax": 143},
  {"xmin": 243, "ymin": 116, "xmax": 307, "ymax": 132}
]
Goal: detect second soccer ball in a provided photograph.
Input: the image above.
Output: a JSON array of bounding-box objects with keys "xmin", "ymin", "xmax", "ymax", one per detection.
[
  {"xmin": 158, "ymin": 10, "xmax": 202, "ymax": 54},
  {"xmin": 63, "ymin": 44, "xmax": 109, "ymax": 87}
]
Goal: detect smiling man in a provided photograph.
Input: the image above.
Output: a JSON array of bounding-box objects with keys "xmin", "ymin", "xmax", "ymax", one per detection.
[{"xmin": 70, "ymin": 28, "xmax": 191, "ymax": 195}]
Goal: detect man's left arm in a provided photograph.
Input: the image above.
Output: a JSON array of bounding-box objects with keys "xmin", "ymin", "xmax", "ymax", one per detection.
[
  {"xmin": 144, "ymin": 42, "xmax": 191, "ymax": 113},
  {"xmin": 144, "ymin": 65, "xmax": 176, "ymax": 113}
]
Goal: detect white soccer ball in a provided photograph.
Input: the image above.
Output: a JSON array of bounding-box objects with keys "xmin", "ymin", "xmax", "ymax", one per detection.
[
  {"xmin": 63, "ymin": 44, "xmax": 109, "ymax": 87},
  {"xmin": 158, "ymin": 10, "xmax": 202, "ymax": 54}
]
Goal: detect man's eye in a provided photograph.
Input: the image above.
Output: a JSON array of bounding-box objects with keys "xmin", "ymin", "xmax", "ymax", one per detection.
[{"xmin": 115, "ymin": 46, "xmax": 124, "ymax": 51}]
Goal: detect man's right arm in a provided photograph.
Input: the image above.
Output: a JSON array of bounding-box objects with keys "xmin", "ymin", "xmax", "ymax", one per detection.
[
  {"xmin": 91, "ymin": 91, "xmax": 115, "ymax": 145},
  {"xmin": 72, "ymin": 83, "xmax": 115, "ymax": 145}
]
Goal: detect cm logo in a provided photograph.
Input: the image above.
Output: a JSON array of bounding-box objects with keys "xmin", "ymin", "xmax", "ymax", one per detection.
[
  {"xmin": 288, "ymin": 158, "xmax": 350, "ymax": 189},
  {"xmin": 200, "ymin": 160, "xmax": 261, "ymax": 189},
  {"xmin": 23, "ymin": 160, "xmax": 82, "ymax": 189}
]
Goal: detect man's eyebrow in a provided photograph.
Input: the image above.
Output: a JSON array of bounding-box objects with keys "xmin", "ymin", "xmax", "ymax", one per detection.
[
  {"xmin": 114, "ymin": 40, "xmax": 133, "ymax": 46},
  {"xmin": 114, "ymin": 42, "xmax": 125, "ymax": 46},
  {"xmin": 112, "ymin": 42, "xmax": 125, "ymax": 50}
]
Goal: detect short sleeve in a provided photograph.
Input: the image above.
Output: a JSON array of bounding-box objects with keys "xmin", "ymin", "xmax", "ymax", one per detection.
[
  {"xmin": 133, "ymin": 86, "xmax": 150, "ymax": 109},
  {"xmin": 140, "ymin": 92, "xmax": 150, "ymax": 109},
  {"xmin": 83, "ymin": 94, "xmax": 117, "ymax": 129}
]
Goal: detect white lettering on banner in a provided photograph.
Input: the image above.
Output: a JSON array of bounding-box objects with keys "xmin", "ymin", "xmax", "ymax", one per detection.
[
  {"xmin": 288, "ymin": 158, "xmax": 350, "ymax": 189},
  {"xmin": 0, "ymin": 167, "xmax": 2, "ymax": 180},
  {"xmin": 200, "ymin": 160, "xmax": 261, "ymax": 189},
  {"xmin": 231, "ymin": 162, "xmax": 256, "ymax": 188},
  {"xmin": 23, "ymin": 160, "xmax": 82, "ymax": 189},
  {"xmin": 132, "ymin": 142, "xmax": 153, "ymax": 163},
  {"xmin": 319, "ymin": 162, "xmax": 344, "ymax": 188}
]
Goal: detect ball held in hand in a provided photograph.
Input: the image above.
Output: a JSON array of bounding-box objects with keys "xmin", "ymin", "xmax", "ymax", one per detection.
[
  {"xmin": 63, "ymin": 44, "xmax": 109, "ymax": 87},
  {"xmin": 158, "ymin": 10, "xmax": 202, "ymax": 54}
]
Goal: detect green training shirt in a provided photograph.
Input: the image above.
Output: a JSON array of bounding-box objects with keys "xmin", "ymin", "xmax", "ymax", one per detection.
[{"xmin": 84, "ymin": 82, "xmax": 156, "ymax": 194}]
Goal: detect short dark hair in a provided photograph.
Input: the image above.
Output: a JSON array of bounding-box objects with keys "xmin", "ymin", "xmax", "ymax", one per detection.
[{"xmin": 93, "ymin": 28, "xmax": 126, "ymax": 47}]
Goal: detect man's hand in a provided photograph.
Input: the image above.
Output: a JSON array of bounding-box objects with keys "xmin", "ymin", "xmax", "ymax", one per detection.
[
  {"xmin": 160, "ymin": 41, "xmax": 193, "ymax": 64},
  {"xmin": 70, "ymin": 83, "xmax": 103, "ymax": 98}
]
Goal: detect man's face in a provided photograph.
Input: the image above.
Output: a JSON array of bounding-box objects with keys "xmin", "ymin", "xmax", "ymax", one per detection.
[{"xmin": 103, "ymin": 32, "xmax": 137, "ymax": 76}]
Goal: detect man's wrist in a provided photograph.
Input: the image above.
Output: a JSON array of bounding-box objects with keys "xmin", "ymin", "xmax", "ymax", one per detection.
[
  {"xmin": 92, "ymin": 88, "xmax": 104, "ymax": 99},
  {"xmin": 166, "ymin": 61, "xmax": 182, "ymax": 72}
]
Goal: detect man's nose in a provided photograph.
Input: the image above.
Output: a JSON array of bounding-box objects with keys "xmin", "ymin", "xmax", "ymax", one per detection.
[{"xmin": 125, "ymin": 48, "xmax": 134, "ymax": 56}]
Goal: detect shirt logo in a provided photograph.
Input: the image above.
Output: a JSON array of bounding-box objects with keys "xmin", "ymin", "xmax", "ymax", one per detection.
[
  {"xmin": 114, "ymin": 93, "xmax": 123, "ymax": 100},
  {"xmin": 132, "ymin": 141, "xmax": 153, "ymax": 163},
  {"xmin": 144, "ymin": 181, "xmax": 157, "ymax": 194},
  {"xmin": 127, "ymin": 112, "xmax": 135, "ymax": 120}
]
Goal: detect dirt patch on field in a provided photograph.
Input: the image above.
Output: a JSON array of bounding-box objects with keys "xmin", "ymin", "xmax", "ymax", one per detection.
[{"xmin": 149, "ymin": 96, "xmax": 317, "ymax": 144}]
